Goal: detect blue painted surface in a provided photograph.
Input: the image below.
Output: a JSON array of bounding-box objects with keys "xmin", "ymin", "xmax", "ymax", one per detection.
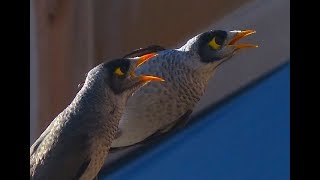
[{"xmin": 104, "ymin": 63, "xmax": 290, "ymax": 180}]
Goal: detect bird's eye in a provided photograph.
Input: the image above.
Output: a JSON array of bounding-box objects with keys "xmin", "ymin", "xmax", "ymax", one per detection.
[
  {"xmin": 114, "ymin": 67, "xmax": 125, "ymax": 76},
  {"xmin": 208, "ymin": 37, "xmax": 221, "ymax": 50}
]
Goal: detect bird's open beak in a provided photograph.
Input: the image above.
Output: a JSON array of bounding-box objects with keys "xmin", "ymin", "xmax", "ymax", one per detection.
[
  {"xmin": 130, "ymin": 53, "xmax": 165, "ymax": 82},
  {"xmin": 228, "ymin": 30, "xmax": 258, "ymax": 49}
]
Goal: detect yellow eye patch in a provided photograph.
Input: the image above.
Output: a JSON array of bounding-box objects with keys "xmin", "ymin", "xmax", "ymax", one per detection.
[
  {"xmin": 114, "ymin": 67, "xmax": 125, "ymax": 76},
  {"xmin": 208, "ymin": 37, "xmax": 221, "ymax": 50}
]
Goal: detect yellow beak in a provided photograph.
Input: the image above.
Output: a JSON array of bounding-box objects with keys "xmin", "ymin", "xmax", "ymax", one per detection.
[
  {"xmin": 130, "ymin": 53, "xmax": 165, "ymax": 82},
  {"xmin": 228, "ymin": 30, "xmax": 258, "ymax": 49}
]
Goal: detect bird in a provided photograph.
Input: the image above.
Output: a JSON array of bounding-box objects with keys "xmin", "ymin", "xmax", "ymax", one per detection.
[
  {"xmin": 110, "ymin": 29, "xmax": 258, "ymax": 149},
  {"xmin": 30, "ymin": 54, "xmax": 164, "ymax": 180}
]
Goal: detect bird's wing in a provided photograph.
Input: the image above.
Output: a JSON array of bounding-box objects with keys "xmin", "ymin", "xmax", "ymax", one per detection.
[
  {"xmin": 161, "ymin": 109, "xmax": 193, "ymax": 133},
  {"xmin": 31, "ymin": 122, "xmax": 92, "ymax": 180},
  {"xmin": 49, "ymin": 132, "xmax": 91, "ymax": 180},
  {"xmin": 138, "ymin": 109, "xmax": 193, "ymax": 143},
  {"xmin": 30, "ymin": 123, "xmax": 53, "ymax": 156},
  {"xmin": 123, "ymin": 45, "xmax": 166, "ymax": 58},
  {"xmin": 110, "ymin": 110, "xmax": 193, "ymax": 153},
  {"xmin": 73, "ymin": 157, "xmax": 91, "ymax": 180},
  {"xmin": 30, "ymin": 122, "xmax": 57, "ymax": 156}
]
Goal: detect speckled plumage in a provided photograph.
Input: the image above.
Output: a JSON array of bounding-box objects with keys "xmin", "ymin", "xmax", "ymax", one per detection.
[
  {"xmin": 30, "ymin": 58, "xmax": 154, "ymax": 180},
  {"xmin": 111, "ymin": 29, "xmax": 257, "ymax": 148}
]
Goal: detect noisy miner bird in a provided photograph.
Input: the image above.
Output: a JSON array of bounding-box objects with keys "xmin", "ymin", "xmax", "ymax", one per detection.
[
  {"xmin": 110, "ymin": 29, "xmax": 258, "ymax": 149},
  {"xmin": 30, "ymin": 54, "xmax": 164, "ymax": 180}
]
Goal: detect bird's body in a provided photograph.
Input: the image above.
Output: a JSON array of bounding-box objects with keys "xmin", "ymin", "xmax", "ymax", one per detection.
[
  {"xmin": 30, "ymin": 56, "xmax": 163, "ymax": 180},
  {"xmin": 112, "ymin": 49, "xmax": 217, "ymax": 147},
  {"xmin": 111, "ymin": 29, "xmax": 257, "ymax": 148},
  {"xmin": 30, "ymin": 78, "xmax": 121, "ymax": 179}
]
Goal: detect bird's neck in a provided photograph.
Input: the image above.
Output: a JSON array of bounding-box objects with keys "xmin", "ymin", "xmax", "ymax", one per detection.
[
  {"xmin": 74, "ymin": 80, "xmax": 109, "ymax": 108},
  {"xmin": 195, "ymin": 62, "xmax": 220, "ymax": 81},
  {"xmin": 66, "ymin": 79, "xmax": 123, "ymax": 128},
  {"xmin": 179, "ymin": 56, "xmax": 221, "ymax": 103},
  {"xmin": 59, "ymin": 83, "xmax": 123, "ymax": 149}
]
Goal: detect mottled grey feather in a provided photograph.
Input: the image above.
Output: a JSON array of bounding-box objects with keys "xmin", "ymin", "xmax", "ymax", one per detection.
[
  {"xmin": 110, "ymin": 30, "xmax": 252, "ymax": 148},
  {"xmin": 111, "ymin": 48, "xmax": 216, "ymax": 147}
]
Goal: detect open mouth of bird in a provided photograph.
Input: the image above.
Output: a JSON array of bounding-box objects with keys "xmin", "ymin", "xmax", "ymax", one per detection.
[
  {"xmin": 228, "ymin": 30, "xmax": 258, "ymax": 49},
  {"xmin": 130, "ymin": 53, "xmax": 165, "ymax": 82}
]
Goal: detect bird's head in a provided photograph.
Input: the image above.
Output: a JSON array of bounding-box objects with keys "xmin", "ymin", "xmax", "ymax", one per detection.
[
  {"xmin": 176, "ymin": 29, "xmax": 258, "ymax": 80},
  {"xmin": 85, "ymin": 53, "xmax": 164, "ymax": 99},
  {"xmin": 182, "ymin": 29, "xmax": 258, "ymax": 63}
]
